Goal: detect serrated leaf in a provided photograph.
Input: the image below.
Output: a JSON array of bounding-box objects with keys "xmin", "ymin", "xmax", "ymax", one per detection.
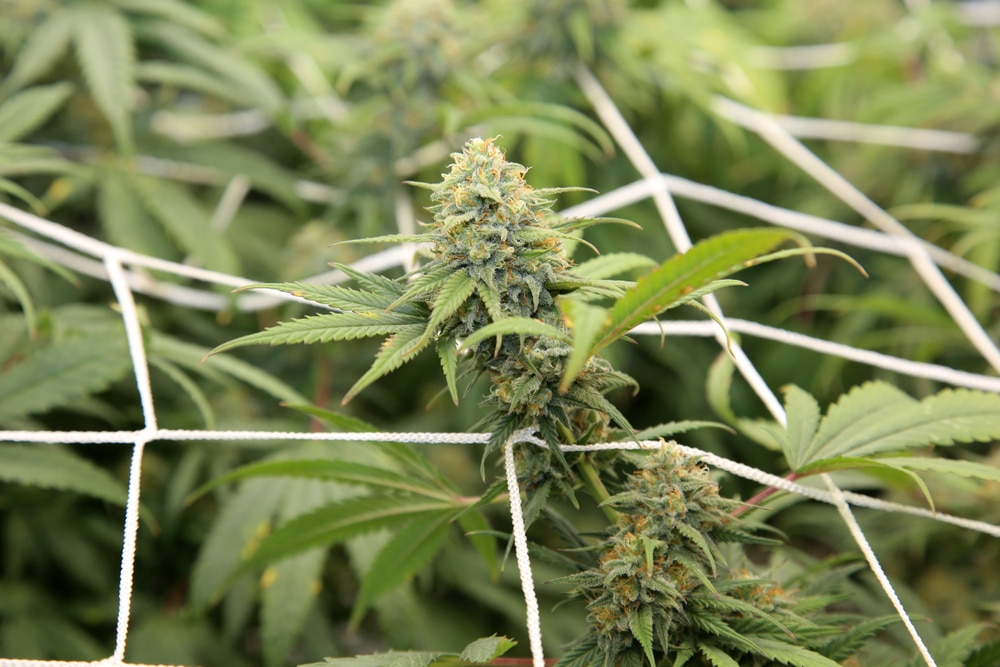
[
  {"xmin": 458, "ymin": 318, "xmax": 570, "ymax": 353},
  {"xmin": 780, "ymin": 385, "xmax": 822, "ymax": 468},
  {"xmin": 304, "ymin": 652, "xmax": 443, "ymax": 667},
  {"xmin": 112, "ymin": 0, "xmax": 224, "ymax": 37},
  {"xmin": 572, "ymin": 252, "xmax": 659, "ymax": 279},
  {"xmin": 135, "ymin": 61, "xmax": 246, "ymax": 108},
  {"xmin": 0, "ymin": 329, "xmax": 131, "ymax": 424},
  {"xmin": 149, "ymin": 355, "xmax": 214, "ymax": 429},
  {"xmin": 0, "ymin": 10, "xmax": 74, "ymax": 96},
  {"xmin": 245, "ymin": 496, "xmax": 455, "ymax": 569},
  {"xmin": 142, "ymin": 21, "xmax": 283, "ymax": 115},
  {"xmin": 705, "ymin": 351, "xmax": 783, "ymax": 450},
  {"xmin": 153, "ymin": 333, "xmax": 310, "ymax": 405},
  {"xmin": 457, "ymin": 510, "xmax": 499, "ymax": 582},
  {"xmin": 137, "ymin": 176, "xmax": 239, "ymax": 274},
  {"xmin": 628, "ymin": 607, "xmax": 656, "ymax": 667},
  {"xmin": 97, "ymin": 169, "xmax": 174, "ymax": 258},
  {"xmin": 871, "ymin": 456, "xmax": 1000, "ymax": 483},
  {"xmin": 166, "ymin": 142, "xmax": 304, "ymax": 214},
  {"xmin": 966, "ymin": 636, "xmax": 1000, "ymax": 667},
  {"xmin": 458, "ymin": 636, "xmax": 517, "ymax": 663},
  {"xmin": 0, "ymin": 82, "xmax": 74, "ymax": 143},
  {"xmin": 189, "ymin": 460, "xmax": 454, "ymax": 504},
  {"xmin": 0, "ymin": 444, "xmax": 127, "ymax": 505},
  {"xmin": 697, "ymin": 644, "xmax": 740, "ymax": 667},
  {"xmin": 590, "ymin": 229, "xmax": 802, "ymax": 356},
  {"xmin": 188, "ymin": 477, "xmax": 286, "ymax": 610},
  {"xmin": 210, "ymin": 317, "xmax": 424, "ymax": 356},
  {"xmin": 559, "ymin": 299, "xmax": 609, "ymax": 392},
  {"xmin": 260, "ymin": 478, "xmax": 333, "ymax": 667},
  {"xmin": 436, "ymin": 336, "xmax": 460, "ymax": 406},
  {"xmin": 349, "ymin": 511, "xmax": 453, "ymax": 628},
  {"xmin": 337, "ymin": 234, "xmax": 428, "ymax": 246},
  {"xmin": 750, "ymin": 636, "xmax": 842, "ymax": 667},
  {"xmin": 260, "ymin": 548, "xmax": 324, "ymax": 667},
  {"xmin": 424, "ymin": 270, "xmax": 477, "ymax": 339},
  {"xmin": 239, "ymin": 281, "xmax": 406, "ymax": 314},
  {"xmin": 282, "ymin": 404, "xmax": 378, "ymax": 433},
  {"xmin": 342, "ymin": 325, "xmax": 432, "ymax": 404},
  {"xmin": 330, "ymin": 262, "xmax": 406, "ymax": 299},
  {"xmin": 553, "ymin": 216, "xmax": 642, "ymax": 233},
  {"xmin": 72, "ymin": 4, "xmax": 135, "ymax": 153},
  {"xmin": 0, "ymin": 259, "xmax": 36, "ymax": 336},
  {"xmin": 797, "ymin": 383, "xmax": 1000, "ymax": 470},
  {"xmin": 635, "ymin": 420, "xmax": 732, "ymax": 440}
]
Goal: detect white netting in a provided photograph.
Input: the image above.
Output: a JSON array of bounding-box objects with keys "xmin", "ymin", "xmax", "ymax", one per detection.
[{"xmin": 1, "ymin": 63, "xmax": 999, "ymax": 667}]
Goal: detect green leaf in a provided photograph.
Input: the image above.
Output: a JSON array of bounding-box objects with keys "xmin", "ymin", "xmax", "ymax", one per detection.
[
  {"xmin": 137, "ymin": 176, "xmax": 239, "ymax": 274},
  {"xmin": 245, "ymin": 495, "xmax": 456, "ymax": 568},
  {"xmin": 0, "ymin": 82, "xmax": 74, "ymax": 143},
  {"xmin": 210, "ymin": 317, "xmax": 424, "ymax": 356},
  {"xmin": 149, "ymin": 355, "xmax": 215, "ymax": 429},
  {"xmin": 559, "ymin": 299, "xmax": 609, "ymax": 393},
  {"xmin": 697, "ymin": 644, "xmax": 740, "ymax": 667},
  {"xmin": 112, "ymin": 0, "xmax": 224, "ymax": 37},
  {"xmin": 456, "ymin": 509, "xmax": 499, "ymax": 582},
  {"xmin": 0, "ymin": 444, "xmax": 127, "ymax": 505},
  {"xmin": 424, "ymin": 271, "xmax": 477, "ymax": 340},
  {"xmin": 72, "ymin": 4, "xmax": 135, "ymax": 153},
  {"xmin": 458, "ymin": 636, "xmax": 517, "ymax": 663},
  {"xmin": 343, "ymin": 325, "xmax": 432, "ymax": 404},
  {"xmin": 0, "ymin": 10, "xmax": 74, "ymax": 97},
  {"xmin": 141, "ymin": 21, "xmax": 283, "ymax": 115},
  {"xmin": 188, "ymin": 477, "xmax": 284, "ymax": 610},
  {"xmin": 796, "ymin": 383, "xmax": 1000, "ymax": 471},
  {"xmin": 0, "ymin": 259, "xmax": 36, "ymax": 337},
  {"xmin": 634, "ymin": 420, "xmax": 733, "ymax": 440},
  {"xmin": 189, "ymin": 460, "xmax": 454, "ymax": 504},
  {"xmin": 458, "ymin": 318, "xmax": 570, "ymax": 353},
  {"xmin": 238, "ymin": 281, "xmax": 411, "ymax": 314},
  {"xmin": 705, "ymin": 351, "xmax": 783, "ymax": 450},
  {"xmin": 349, "ymin": 511, "xmax": 453, "ymax": 628},
  {"xmin": 571, "ymin": 252, "xmax": 659, "ymax": 279},
  {"xmin": 436, "ymin": 335, "xmax": 460, "ymax": 406},
  {"xmin": 260, "ymin": 549, "xmax": 325, "ymax": 667},
  {"xmin": 153, "ymin": 333, "xmax": 310, "ymax": 405},
  {"xmin": 302, "ymin": 652, "xmax": 443, "ymax": 667},
  {"xmin": 336, "ymin": 234, "xmax": 428, "ymax": 246},
  {"xmin": 780, "ymin": 385, "xmax": 822, "ymax": 468},
  {"xmin": 870, "ymin": 456, "xmax": 1000, "ymax": 484},
  {"xmin": 97, "ymin": 169, "xmax": 174, "ymax": 258},
  {"xmin": 751, "ymin": 636, "xmax": 842, "ymax": 667},
  {"xmin": 589, "ymin": 229, "xmax": 802, "ymax": 357},
  {"xmin": 0, "ymin": 329, "xmax": 131, "ymax": 424},
  {"xmin": 628, "ymin": 607, "xmax": 656, "ymax": 667},
  {"xmin": 330, "ymin": 262, "xmax": 406, "ymax": 300}
]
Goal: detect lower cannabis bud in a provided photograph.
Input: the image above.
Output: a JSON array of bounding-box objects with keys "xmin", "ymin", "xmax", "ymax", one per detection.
[{"xmin": 557, "ymin": 445, "xmax": 889, "ymax": 667}]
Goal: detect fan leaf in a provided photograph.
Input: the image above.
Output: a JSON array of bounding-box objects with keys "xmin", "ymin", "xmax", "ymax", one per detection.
[
  {"xmin": 589, "ymin": 228, "xmax": 802, "ymax": 357},
  {"xmin": 72, "ymin": 4, "xmax": 135, "ymax": 153},
  {"xmin": 348, "ymin": 510, "xmax": 454, "ymax": 628}
]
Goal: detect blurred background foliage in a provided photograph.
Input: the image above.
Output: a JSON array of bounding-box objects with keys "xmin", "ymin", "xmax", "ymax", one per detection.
[{"xmin": 0, "ymin": 0, "xmax": 998, "ymax": 665}]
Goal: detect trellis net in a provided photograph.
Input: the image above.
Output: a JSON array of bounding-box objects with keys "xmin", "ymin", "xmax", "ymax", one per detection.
[{"xmin": 1, "ymin": 56, "xmax": 999, "ymax": 667}]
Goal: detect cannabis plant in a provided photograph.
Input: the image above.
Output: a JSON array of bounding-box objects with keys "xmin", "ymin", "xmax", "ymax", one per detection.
[{"xmin": 204, "ymin": 137, "xmax": 907, "ymax": 665}]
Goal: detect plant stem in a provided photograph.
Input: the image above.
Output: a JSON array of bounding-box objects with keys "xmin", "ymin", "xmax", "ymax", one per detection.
[
  {"xmin": 577, "ymin": 455, "xmax": 619, "ymax": 523},
  {"xmin": 730, "ymin": 471, "xmax": 800, "ymax": 518}
]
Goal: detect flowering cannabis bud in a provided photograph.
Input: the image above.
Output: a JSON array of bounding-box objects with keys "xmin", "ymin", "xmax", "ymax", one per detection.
[{"xmin": 557, "ymin": 445, "xmax": 880, "ymax": 667}]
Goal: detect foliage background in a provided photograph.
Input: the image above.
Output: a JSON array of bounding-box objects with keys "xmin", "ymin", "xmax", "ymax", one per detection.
[{"xmin": 1, "ymin": 0, "xmax": 998, "ymax": 665}]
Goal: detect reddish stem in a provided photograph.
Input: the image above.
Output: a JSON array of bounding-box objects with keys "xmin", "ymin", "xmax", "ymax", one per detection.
[{"xmin": 730, "ymin": 471, "xmax": 800, "ymax": 518}]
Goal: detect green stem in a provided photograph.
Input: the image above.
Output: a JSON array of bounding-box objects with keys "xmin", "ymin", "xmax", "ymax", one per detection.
[{"xmin": 577, "ymin": 455, "xmax": 619, "ymax": 524}]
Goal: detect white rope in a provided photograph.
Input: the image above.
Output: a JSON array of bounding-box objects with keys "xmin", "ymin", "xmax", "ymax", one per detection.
[
  {"xmin": 503, "ymin": 437, "xmax": 545, "ymax": 667},
  {"xmin": 822, "ymin": 475, "xmax": 938, "ymax": 667},
  {"xmin": 713, "ymin": 96, "xmax": 1000, "ymax": 375}
]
